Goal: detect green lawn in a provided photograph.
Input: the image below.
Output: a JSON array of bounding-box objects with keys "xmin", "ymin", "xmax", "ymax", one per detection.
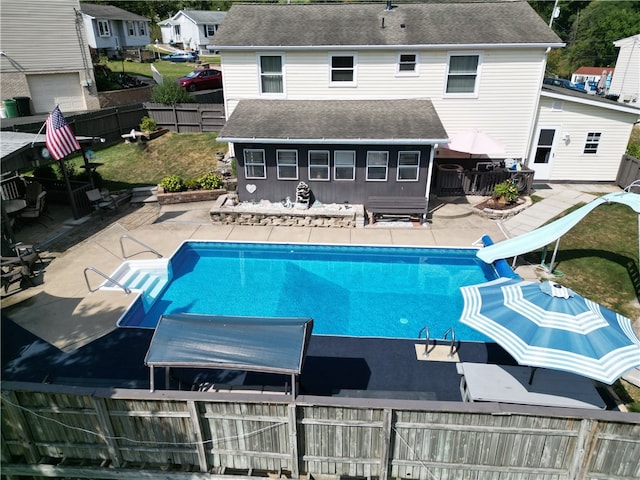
[{"xmin": 102, "ymin": 51, "xmax": 220, "ymax": 82}]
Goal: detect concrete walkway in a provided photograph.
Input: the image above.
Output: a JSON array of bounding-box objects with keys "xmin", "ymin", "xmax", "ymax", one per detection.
[{"xmin": 1, "ymin": 183, "xmax": 630, "ymax": 356}]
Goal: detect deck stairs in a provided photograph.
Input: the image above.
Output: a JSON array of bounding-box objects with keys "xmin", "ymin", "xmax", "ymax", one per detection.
[{"xmin": 101, "ymin": 258, "xmax": 170, "ymax": 308}]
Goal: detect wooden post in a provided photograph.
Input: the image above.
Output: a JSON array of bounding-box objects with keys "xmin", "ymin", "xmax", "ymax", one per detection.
[
  {"xmin": 379, "ymin": 408, "xmax": 393, "ymax": 480},
  {"xmin": 91, "ymin": 397, "xmax": 122, "ymax": 468},
  {"xmin": 568, "ymin": 418, "xmax": 598, "ymax": 480},
  {"xmin": 287, "ymin": 404, "xmax": 299, "ymax": 478},
  {"xmin": 187, "ymin": 400, "xmax": 209, "ymax": 473}
]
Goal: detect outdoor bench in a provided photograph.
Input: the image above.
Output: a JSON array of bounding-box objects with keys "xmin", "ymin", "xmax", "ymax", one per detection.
[{"xmin": 366, "ymin": 196, "xmax": 428, "ymax": 223}]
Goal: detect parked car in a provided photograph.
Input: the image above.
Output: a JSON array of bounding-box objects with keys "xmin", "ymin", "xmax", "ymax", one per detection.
[
  {"xmin": 161, "ymin": 51, "xmax": 199, "ymax": 63},
  {"xmin": 176, "ymin": 68, "xmax": 223, "ymax": 91},
  {"xmin": 543, "ymin": 77, "xmax": 586, "ymax": 93}
]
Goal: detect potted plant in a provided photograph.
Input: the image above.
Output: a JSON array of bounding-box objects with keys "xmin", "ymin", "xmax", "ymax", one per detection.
[{"xmin": 493, "ymin": 179, "xmax": 519, "ymax": 204}]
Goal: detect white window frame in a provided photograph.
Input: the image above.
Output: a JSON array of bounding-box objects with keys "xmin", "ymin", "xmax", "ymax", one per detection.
[
  {"xmin": 308, "ymin": 150, "xmax": 330, "ymax": 181},
  {"xmin": 126, "ymin": 21, "xmax": 136, "ymax": 36},
  {"xmin": 244, "ymin": 149, "xmax": 266, "ymax": 179},
  {"xmin": 329, "ymin": 52, "xmax": 357, "ymax": 87},
  {"xmin": 276, "ymin": 149, "xmax": 298, "ymax": 180},
  {"xmin": 97, "ymin": 20, "xmax": 111, "ymax": 37},
  {"xmin": 138, "ymin": 22, "xmax": 146, "ymax": 36},
  {"xmin": 366, "ymin": 151, "xmax": 389, "ymax": 181},
  {"xmin": 583, "ymin": 132, "xmax": 602, "ymax": 155},
  {"xmin": 205, "ymin": 24, "xmax": 217, "ymax": 37},
  {"xmin": 258, "ymin": 54, "xmax": 285, "ymax": 95},
  {"xmin": 396, "ymin": 151, "xmax": 420, "ymax": 181},
  {"xmin": 445, "ymin": 52, "xmax": 481, "ymax": 97},
  {"xmin": 334, "ymin": 151, "xmax": 356, "ymax": 181},
  {"xmin": 397, "ymin": 53, "xmax": 418, "ymax": 76}
]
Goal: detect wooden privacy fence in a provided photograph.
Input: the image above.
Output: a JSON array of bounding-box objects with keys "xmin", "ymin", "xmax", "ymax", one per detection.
[
  {"xmin": 2, "ymin": 382, "xmax": 639, "ymax": 480},
  {"xmin": 435, "ymin": 166, "xmax": 534, "ymax": 197},
  {"xmin": 145, "ymin": 102, "xmax": 226, "ymax": 133},
  {"xmin": 616, "ymin": 154, "xmax": 640, "ymax": 190}
]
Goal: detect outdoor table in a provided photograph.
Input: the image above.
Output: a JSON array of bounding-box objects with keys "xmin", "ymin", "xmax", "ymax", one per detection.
[{"xmin": 457, "ymin": 362, "xmax": 606, "ymax": 410}]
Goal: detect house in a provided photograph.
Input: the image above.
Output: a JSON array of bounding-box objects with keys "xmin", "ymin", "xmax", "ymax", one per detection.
[
  {"xmin": 213, "ymin": 1, "xmax": 564, "ymax": 205},
  {"xmin": 570, "ymin": 66, "xmax": 614, "ymax": 94},
  {"xmin": 0, "ymin": 0, "xmax": 99, "ymax": 115},
  {"xmin": 608, "ymin": 33, "xmax": 640, "ymax": 104},
  {"xmin": 158, "ymin": 10, "xmax": 227, "ymax": 53},
  {"xmin": 79, "ymin": 3, "xmax": 151, "ymax": 60}
]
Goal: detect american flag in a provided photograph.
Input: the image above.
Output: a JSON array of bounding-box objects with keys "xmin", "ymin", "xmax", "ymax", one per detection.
[{"xmin": 45, "ymin": 106, "xmax": 81, "ymax": 160}]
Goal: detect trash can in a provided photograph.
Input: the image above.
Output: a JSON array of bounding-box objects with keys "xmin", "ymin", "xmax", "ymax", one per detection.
[
  {"xmin": 3, "ymin": 99, "xmax": 19, "ymax": 118},
  {"xmin": 13, "ymin": 96, "xmax": 31, "ymax": 117}
]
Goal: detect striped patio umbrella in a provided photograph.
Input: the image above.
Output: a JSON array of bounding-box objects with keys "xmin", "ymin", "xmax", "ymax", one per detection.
[{"xmin": 459, "ymin": 278, "xmax": 640, "ymax": 384}]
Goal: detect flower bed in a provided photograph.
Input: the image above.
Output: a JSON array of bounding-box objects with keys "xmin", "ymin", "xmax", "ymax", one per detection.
[{"xmin": 157, "ymin": 186, "xmax": 227, "ymax": 205}]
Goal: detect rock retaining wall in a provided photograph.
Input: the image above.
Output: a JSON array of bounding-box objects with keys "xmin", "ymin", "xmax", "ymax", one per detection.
[
  {"xmin": 157, "ymin": 187, "xmax": 226, "ymax": 205},
  {"xmin": 210, "ymin": 195, "xmax": 365, "ymax": 228}
]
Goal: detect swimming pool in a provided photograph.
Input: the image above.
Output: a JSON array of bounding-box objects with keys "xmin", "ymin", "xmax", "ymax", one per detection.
[{"xmin": 116, "ymin": 241, "xmax": 498, "ymax": 341}]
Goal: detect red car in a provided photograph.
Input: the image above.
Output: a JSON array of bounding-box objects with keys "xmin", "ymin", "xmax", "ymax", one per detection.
[{"xmin": 176, "ymin": 68, "xmax": 223, "ymax": 92}]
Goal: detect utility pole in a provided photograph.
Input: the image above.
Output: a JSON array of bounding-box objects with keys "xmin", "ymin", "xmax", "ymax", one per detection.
[{"xmin": 549, "ymin": 0, "xmax": 560, "ymax": 28}]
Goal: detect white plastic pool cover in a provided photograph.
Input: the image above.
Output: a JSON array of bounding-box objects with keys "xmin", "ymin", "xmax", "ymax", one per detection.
[{"xmin": 144, "ymin": 313, "xmax": 313, "ymax": 393}]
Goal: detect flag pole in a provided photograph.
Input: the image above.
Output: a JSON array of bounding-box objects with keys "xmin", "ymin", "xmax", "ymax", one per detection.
[
  {"xmin": 30, "ymin": 120, "xmax": 47, "ymax": 147},
  {"xmin": 58, "ymin": 156, "xmax": 81, "ymax": 220}
]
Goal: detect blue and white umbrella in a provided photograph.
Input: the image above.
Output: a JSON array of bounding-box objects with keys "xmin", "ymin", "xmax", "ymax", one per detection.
[{"xmin": 459, "ymin": 278, "xmax": 640, "ymax": 384}]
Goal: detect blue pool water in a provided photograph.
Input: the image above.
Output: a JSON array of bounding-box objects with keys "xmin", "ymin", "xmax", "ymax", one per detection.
[{"xmin": 119, "ymin": 242, "xmax": 497, "ymax": 341}]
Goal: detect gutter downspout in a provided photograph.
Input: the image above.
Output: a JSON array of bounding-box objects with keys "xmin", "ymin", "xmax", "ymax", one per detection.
[{"xmin": 424, "ymin": 144, "xmax": 437, "ymax": 223}]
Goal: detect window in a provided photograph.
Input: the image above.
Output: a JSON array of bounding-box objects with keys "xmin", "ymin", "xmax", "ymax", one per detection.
[
  {"xmin": 277, "ymin": 150, "xmax": 298, "ymax": 179},
  {"xmin": 174, "ymin": 25, "xmax": 181, "ymax": 36},
  {"xmin": 98, "ymin": 20, "xmax": 110, "ymax": 37},
  {"xmin": 446, "ymin": 54, "xmax": 480, "ymax": 94},
  {"xmin": 397, "ymin": 151, "xmax": 420, "ymax": 181},
  {"xmin": 309, "ymin": 151, "xmax": 330, "ymax": 180},
  {"xmin": 366, "ymin": 151, "xmax": 389, "ymax": 181},
  {"xmin": 398, "ymin": 53, "xmax": 417, "ymax": 74},
  {"xmin": 205, "ymin": 24, "xmax": 217, "ymax": 37},
  {"xmin": 127, "ymin": 21, "xmax": 136, "ymax": 36},
  {"xmin": 244, "ymin": 149, "xmax": 266, "ymax": 179},
  {"xmin": 330, "ymin": 54, "xmax": 356, "ymax": 85},
  {"xmin": 260, "ymin": 55, "xmax": 284, "ymax": 94},
  {"xmin": 584, "ymin": 132, "xmax": 601, "ymax": 154},
  {"xmin": 138, "ymin": 22, "xmax": 146, "ymax": 36},
  {"xmin": 334, "ymin": 151, "xmax": 356, "ymax": 180}
]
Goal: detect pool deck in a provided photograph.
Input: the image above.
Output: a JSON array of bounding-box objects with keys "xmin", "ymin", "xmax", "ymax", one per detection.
[{"xmin": 2, "ymin": 183, "xmax": 633, "ymax": 404}]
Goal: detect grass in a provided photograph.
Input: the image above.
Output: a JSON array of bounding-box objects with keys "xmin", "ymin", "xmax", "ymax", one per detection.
[
  {"xmin": 101, "ymin": 52, "xmax": 220, "ymax": 82},
  {"xmin": 67, "ymin": 132, "xmax": 228, "ymax": 191}
]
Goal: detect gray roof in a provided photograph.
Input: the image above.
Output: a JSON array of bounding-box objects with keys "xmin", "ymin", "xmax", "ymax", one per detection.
[
  {"xmin": 181, "ymin": 10, "xmax": 227, "ymax": 25},
  {"xmin": 213, "ymin": 1, "xmax": 562, "ymax": 49},
  {"xmin": 80, "ymin": 3, "xmax": 149, "ymax": 22},
  {"xmin": 218, "ymin": 99, "xmax": 448, "ymax": 143}
]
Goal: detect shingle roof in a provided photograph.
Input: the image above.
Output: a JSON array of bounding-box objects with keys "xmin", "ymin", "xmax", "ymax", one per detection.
[
  {"xmin": 213, "ymin": 1, "xmax": 562, "ymax": 49},
  {"xmin": 218, "ymin": 99, "xmax": 448, "ymax": 143},
  {"xmin": 79, "ymin": 3, "xmax": 149, "ymax": 22},
  {"xmin": 180, "ymin": 10, "xmax": 227, "ymax": 25}
]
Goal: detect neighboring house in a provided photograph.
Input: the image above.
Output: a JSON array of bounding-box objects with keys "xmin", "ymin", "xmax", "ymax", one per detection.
[
  {"xmin": 0, "ymin": 0, "xmax": 99, "ymax": 115},
  {"xmin": 570, "ymin": 66, "xmax": 614, "ymax": 94},
  {"xmin": 532, "ymin": 85, "xmax": 639, "ymax": 181},
  {"xmin": 79, "ymin": 3, "xmax": 151, "ymax": 59},
  {"xmin": 608, "ymin": 33, "xmax": 640, "ymax": 104},
  {"xmin": 158, "ymin": 10, "xmax": 227, "ymax": 52},
  {"xmin": 212, "ymin": 1, "xmax": 564, "ymax": 204}
]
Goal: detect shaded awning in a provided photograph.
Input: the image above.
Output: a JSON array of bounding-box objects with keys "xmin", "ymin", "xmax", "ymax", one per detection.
[
  {"xmin": 144, "ymin": 314, "xmax": 314, "ymax": 394},
  {"xmin": 477, "ymin": 191, "xmax": 640, "ymax": 265},
  {"xmin": 217, "ymin": 99, "xmax": 449, "ymax": 144}
]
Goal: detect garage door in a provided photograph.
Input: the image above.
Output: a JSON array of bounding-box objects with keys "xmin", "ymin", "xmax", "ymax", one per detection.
[{"xmin": 27, "ymin": 73, "xmax": 86, "ymax": 114}]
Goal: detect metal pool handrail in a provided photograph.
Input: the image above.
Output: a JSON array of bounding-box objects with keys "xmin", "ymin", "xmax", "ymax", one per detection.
[
  {"xmin": 120, "ymin": 235, "xmax": 163, "ymax": 259},
  {"xmin": 84, "ymin": 266, "xmax": 131, "ymax": 295}
]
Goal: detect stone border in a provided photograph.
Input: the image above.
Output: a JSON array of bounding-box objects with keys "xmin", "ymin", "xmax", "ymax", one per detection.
[
  {"xmin": 209, "ymin": 194, "xmax": 366, "ymax": 228},
  {"xmin": 471, "ymin": 196, "xmax": 532, "ymax": 220}
]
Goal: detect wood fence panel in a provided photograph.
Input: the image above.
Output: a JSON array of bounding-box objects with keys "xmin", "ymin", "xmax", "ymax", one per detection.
[
  {"xmin": 145, "ymin": 103, "xmax": 226, "ymax": 134},
  {"xmin": 616, "ymin": 154, "xmax": 640, "ymax": 190}
]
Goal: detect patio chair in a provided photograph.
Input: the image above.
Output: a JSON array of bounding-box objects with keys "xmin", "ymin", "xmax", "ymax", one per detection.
[
  {"xmin": 24, "ymin": 182, "xmax": 43, "ymax": 207},
  {"xmin": 1, "ymin": 257, "xmax": 35, "ymax": 293},
  {"xmin": 17, "ymin": 190, "xmax": 48, "ymax": 227},
  {"xmin": 86, "ymin": 189, "xmax": 117, "ymax": 218},
  {"xmin": 11, "ymin": 242, "xmax": 44, "ymax": 270}
]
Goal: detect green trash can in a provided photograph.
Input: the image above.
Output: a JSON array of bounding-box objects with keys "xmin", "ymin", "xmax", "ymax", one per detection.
[
  {"xmin": 13, "ymin": 96, "xmax": 31, "ymax": 117},
  {"xmin": 3, "ymin": 99, "xmax": 19, "ymax": 118}
]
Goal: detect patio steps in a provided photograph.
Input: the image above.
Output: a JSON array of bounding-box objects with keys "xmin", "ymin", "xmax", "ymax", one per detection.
[
  {"xmin": 103, "ymin": 259, "xmax": 170, "ymax": 308},
  {"xmin": 130, "ymin": 186, "xmax": 158, "ymax": 204}
]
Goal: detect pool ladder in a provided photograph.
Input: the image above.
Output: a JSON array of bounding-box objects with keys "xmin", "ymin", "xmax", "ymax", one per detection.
[{"xmin": 418, "ymin": 326, "xmax": 457, "ymax": 359}]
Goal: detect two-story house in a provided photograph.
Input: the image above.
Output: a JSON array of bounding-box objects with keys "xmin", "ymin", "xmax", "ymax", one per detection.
[
  {"xmin": 213, "ymin": 1, "xmax": 564, "ymax": 206},
  {"xmin": 158, "ymin": 10, "xmax": 227, "ymax": 53},
  {"xmin": 0, "ymin": 0, "xmax": 99, "ymax": 115},
  {"xmin": 79, "ymin": 3, "xmax": 151, "ymax": 60}
]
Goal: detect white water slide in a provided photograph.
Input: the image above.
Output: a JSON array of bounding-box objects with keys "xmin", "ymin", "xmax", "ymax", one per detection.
[{"xmin": 477, "ymin": 189, "xmax": 640, "ymax": 271}]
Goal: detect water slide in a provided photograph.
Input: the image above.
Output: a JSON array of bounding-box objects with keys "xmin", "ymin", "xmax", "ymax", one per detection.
[{"xmin": 477, "ymin": 191, "xmax": 640, "ymax": 265}]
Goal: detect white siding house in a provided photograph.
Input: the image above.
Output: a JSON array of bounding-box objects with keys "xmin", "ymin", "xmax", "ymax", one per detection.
[
  {"xmin": 609, "ymin": 34, "xmax": 640, "ymax": 105},
  {"xmin": 533, "ymin": 88, "xmax": 639, "ymax": 181},
  {"xmin": 79, "ymin": 3, "xmax": 151, "ymax": 59},
  {"xmin": 0, "ymin": 0, "xmax": 99, "ymax": 115},
  {"xmin": 158, "ymin": 10, "xmax": 227, "ymax": 52}
]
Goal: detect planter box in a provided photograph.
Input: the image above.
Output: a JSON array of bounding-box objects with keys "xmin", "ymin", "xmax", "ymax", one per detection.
[{"xmin": 157, "ymin": 186, "xmax": 227, "ymax": 205}]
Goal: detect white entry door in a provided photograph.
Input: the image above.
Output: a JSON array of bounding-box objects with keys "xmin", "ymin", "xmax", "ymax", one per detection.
[{"xmin": 528, "ymin": 127, "xmax": 559, "ymax": 180}]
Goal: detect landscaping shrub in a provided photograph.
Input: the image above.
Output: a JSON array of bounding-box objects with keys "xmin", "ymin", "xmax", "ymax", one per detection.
[
  {"xmin": 198, "ymin": 172, "xmax": 223, "ymax": 190},
  {"xmin": 492, "ymin": 179, "xmax": 519, "ymax": 203},
  {"xmin": 139, "ymin": 116, "xmax": 158, "ymax": 133},
  {"xmin": 151, "ymin": 79, "xmax": 195, "ymax": 105},
  {"xmin": 183, "ymin": 178, "xmax": 201, "ymax": 190},
  {"xmin": 159, "ymin": 174, "xmax": 184, "ymax": 192}
]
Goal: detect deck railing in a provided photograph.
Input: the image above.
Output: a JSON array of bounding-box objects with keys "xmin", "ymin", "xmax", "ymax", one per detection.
[{"xmin": 435, "ymin": 167, "xmax": 534, "ymax": 196}]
